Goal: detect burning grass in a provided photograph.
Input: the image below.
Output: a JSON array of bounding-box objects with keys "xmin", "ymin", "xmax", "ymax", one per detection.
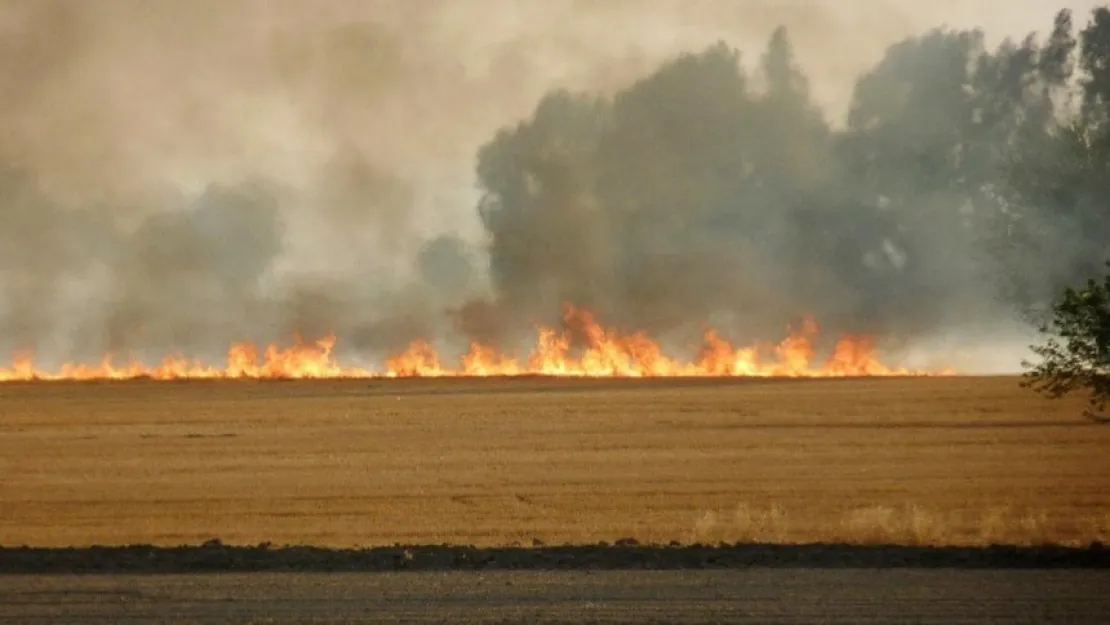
[{"xmin": 0, "ymin": 304, "xmax": 952, "ymax": 381}]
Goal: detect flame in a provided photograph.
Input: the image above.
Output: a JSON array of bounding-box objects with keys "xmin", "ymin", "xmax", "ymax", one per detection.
[
  {"xmin": 386, "ymin": 305, "xmax": 948, "ymax": 378},
  {"xmin": 0, "ymin": 334, "xmax": 369, "ymax": 382},
  {"xmin": 0, "ymin": 303, "xmax": 951, "ymax": 382}
]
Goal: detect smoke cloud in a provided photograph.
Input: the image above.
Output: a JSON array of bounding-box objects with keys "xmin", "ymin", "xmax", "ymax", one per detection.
[{"xmin": 0, "ymin": 0, "xmax": 1105, "ymax": 369}]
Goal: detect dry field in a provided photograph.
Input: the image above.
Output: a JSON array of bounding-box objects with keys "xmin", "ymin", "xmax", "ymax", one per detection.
[{"xmin": 0, "ymin": 376, "xmax": 1107, "ymax": 548}]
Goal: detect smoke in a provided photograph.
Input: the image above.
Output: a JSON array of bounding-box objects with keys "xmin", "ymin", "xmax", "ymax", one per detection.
[
  {"xmin": 465, "ymin": 26, "xmax": 1072, "ymax": 362},
  {"xmin": 0, "ymin": 0, "xmax": 1104, "ymax": 369}
]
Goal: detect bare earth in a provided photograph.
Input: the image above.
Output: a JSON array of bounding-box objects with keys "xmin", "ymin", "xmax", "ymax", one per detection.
[
  {"xmin": 1, "ymin": 376, "xmax": 1108, "ymax": 548},
  {"xmin": 2, "ymin": 570, "xmax": 1109, "ymax": 624}
]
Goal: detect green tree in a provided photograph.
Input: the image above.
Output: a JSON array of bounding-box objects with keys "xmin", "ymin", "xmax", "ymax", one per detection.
[{"xmin": 1022, "ymin": 263, "xmax": 1110, "ymax": 421}]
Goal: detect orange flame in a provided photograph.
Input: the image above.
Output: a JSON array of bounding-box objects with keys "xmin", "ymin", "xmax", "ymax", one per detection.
[
  {"xmin": 0, "ymin": 304, "xmax": 951, "ymax": 381},
  {"xmin": 0, "ymin": 334, "xmax": 368, "ymax": 382}
]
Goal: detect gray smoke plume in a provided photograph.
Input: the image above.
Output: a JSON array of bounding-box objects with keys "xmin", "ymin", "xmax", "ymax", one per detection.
[
  {"xmin": 0, "ymin": 0, "xmax": 1105, "ymax": 370},
  {"xmin": 462, "ymin": 18, "xmax": 1099, "ymax": 364}
]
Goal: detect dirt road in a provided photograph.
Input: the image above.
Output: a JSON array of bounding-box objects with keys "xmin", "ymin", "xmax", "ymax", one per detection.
[{"xmin": 2, "ymin": 570, "xmax": 1108, "ymax": 624}]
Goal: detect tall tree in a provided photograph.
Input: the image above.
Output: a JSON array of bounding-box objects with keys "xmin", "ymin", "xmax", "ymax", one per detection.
[
  {"xmin": 1079, "ymin": 6, "xmax": 1110, "ymax": 127},
  {"xmin": 475, "ymin": 89, "xmax": 610, "ymax": 323},
  {"xmin": 988, "ymin": 8, "xmax": 1110, "ymax": 319}
]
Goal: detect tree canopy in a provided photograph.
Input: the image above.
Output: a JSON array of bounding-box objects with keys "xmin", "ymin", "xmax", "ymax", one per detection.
[
  {"xmin": 472, "ymin": 7, "xmax": 1110, "ymax": 348},
  {"xmin": 1022, "ymin": 264, "xmax": 1110, "ymax": 420}
]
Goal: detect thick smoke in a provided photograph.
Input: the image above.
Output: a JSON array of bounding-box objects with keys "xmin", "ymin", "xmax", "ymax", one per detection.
[
  {"xmin": 0, "ymin": 0, "xmax": 1106, "ymax": 369},
  {"xmin": 465, "ymin": 15, "xmax": 1106, "ymax": 362}
]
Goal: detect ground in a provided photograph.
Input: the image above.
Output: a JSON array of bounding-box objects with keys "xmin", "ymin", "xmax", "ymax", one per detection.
[
  {"xmin": 4, "ymin": 570, "xmax": 1110, "ymax": 623},
  {"xmin": 1, "ymin": 375, "xmax": 1106, "ymax": 548}
]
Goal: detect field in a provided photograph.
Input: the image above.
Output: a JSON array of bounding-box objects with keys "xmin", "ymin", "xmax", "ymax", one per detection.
[{"xmin": 0, "ymin": 376, "xmax": 1108, "ymax": 548}]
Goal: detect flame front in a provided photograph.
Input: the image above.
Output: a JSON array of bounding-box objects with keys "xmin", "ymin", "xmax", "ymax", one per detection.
[
  {"xmin": 0, "ymin": 304, "xmax": 951, "ymax": 381},
  {"xmin": 0, "ymin": 334, "xmax": 369, "ymax": 382}
]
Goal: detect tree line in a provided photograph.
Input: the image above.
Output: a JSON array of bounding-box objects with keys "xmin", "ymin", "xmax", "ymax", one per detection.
[{"xmin": 470, "ymin": 7, "xmax": 1110, "ymax": 417}]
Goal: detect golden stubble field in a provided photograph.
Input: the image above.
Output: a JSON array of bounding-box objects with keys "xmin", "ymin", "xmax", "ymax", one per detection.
[{"xmin": 0, "ymin": 376, "xmax": 1107, "ymax": 548}]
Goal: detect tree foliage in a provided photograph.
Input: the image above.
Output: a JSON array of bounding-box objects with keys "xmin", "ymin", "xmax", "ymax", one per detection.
[
  {"xmin": 987, "ymin": 9, "xmax": 1110, "ymax": 321},
  {"xmin": 1022, "ymin": 263, "xmax": 1110, "ymax": 420},
  {"xmin": 985, "ymin": 8, "xmax": 1110, "ymax": 420}
]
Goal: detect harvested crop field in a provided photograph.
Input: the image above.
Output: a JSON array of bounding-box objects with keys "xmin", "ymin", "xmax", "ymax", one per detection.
[{"xmin": 0, "ymin": 376, "xmax": 1107, "ymax": 548}]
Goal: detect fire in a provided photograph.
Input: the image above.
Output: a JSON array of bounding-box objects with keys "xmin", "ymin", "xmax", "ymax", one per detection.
[
  {"xmin": 0, "ymin": 304, "xmax": 950, "ymax": 382},
  {"xmin": 0, "ymin": 334, "xmax": 370, "ymax": 382}
]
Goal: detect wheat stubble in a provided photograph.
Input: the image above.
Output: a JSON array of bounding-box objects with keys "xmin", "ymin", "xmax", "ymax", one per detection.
[{"xmin": 0, "ymin": 376, "xmax": 1107, "ymax": 547}]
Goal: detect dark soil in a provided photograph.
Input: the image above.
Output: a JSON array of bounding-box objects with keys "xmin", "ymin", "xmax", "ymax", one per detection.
[{"xmin": 2, "ymin": 540, "xmax": 1107, "ymax": 574}]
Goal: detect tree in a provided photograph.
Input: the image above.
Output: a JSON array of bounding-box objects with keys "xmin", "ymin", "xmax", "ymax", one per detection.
[
  {"xmin": 838, "ymin": 27, "xmax": 1012, "ymax": 335},
  {"xmin": 1079, "ymin": 7, "xmax": 1110, "ymax": 127},
  {"xmin": 985, "ymin": 8, "xmax": 1110, "ymax": 321},
  {"xmin": 1022, "ymin": 262, "xmax": 1110, "ymax": 421},
  {"xmin": 994, "ymin": 117, "xmax": 1110, "ymax": 313}
]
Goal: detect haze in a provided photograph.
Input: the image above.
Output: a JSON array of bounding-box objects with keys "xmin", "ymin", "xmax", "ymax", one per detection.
[{"xmin": 0, "ymin": 0, "xmax": 1103, "ymax": 371}]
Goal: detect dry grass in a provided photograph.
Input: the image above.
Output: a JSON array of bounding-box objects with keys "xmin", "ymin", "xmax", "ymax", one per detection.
[
  {"xmin": 0, "ymin": 376, "xmax": 1107, "ymax": 548},
  {"xmin": 692, "ymin": 503, "xmax": 1110, "ymax": 547}
]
